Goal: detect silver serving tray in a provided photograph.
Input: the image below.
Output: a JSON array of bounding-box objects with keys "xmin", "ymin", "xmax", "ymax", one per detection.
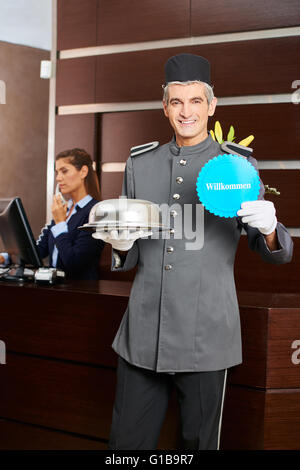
[{"xmin": 79, "ymin": 221, "xmax": 171, "ymax": 232}]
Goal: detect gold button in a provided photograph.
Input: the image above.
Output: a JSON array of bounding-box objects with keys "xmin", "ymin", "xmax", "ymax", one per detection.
[
  {"xmin": 179, "ymin": 159, "xmax": 187, "ymax": 166},
  {"xmin": 176, "ymin": 177, "xmax": 183, "ymax": 184},
  {"xmin": 173, "ymin": 194, "xmax": 180, "ymax": 200},
  {"xmin": 166, "ymin": 246, "xmax": 174, "ymax": 253},
  {"xmin": 164, "ymin": 264, "xmax": 172, "ymax": 270},
  {"xmin": 170, "ymin": 210, "xmax": 177, "ymax": 217}
]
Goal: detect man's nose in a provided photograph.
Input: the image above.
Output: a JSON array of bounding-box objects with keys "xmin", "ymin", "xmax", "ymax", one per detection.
[{"xmin": 180, "ymin": 102, "xmax": 192, "ymax": 118}]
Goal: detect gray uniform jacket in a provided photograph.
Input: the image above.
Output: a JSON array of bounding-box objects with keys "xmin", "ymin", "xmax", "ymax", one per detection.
[{"xmin": 111, "ymin": 134, "xmax": 293, "ymax": 372}]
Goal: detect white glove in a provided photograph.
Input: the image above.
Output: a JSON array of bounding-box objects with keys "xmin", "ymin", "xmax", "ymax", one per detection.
[
  {"xmin": 92, "ymin": 228, "xmax": 153, "ymax": 251},
  {"xmin": 237, "ymin": 200, "xmax": 277, "ymax": 235}
]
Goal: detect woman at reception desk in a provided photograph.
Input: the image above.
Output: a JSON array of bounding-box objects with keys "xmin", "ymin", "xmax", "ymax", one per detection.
[{"xmin": 0, "ymin": 148, "xmax": 104, "ymax": 280}]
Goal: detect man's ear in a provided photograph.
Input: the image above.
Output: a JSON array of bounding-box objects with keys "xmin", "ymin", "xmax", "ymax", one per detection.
[
  {"xmin": 208, "ymin": 97, "xmax": 218, "ymax": 117},
  {"xmin": 163, "ymin": 100, "xmax": 169, "ymax": 118}
]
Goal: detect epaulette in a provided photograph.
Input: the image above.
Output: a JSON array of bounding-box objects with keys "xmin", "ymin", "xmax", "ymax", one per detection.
[
  {"xmin": 221, "ymin": 141, "xmax": 253, "ymax": 159},
  {"xmin": 130, "ymin": 141, "xmax": 159, "ymax": 157}
]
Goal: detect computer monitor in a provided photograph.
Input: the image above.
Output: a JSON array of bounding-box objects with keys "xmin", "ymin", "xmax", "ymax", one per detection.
[{"xmin": 0, "ymin": 197, "xmax": 43, "ymax": 273}]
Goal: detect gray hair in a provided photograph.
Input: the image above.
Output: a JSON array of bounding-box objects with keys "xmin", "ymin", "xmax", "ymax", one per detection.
[{"xmin": 163, "ymin": 80, "xmax": 214, "ymax": 105}]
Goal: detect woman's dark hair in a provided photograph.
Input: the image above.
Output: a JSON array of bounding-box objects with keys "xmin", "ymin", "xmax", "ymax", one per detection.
[{"xmin": 56, "ymin": 148, "xmax": 101, "ymax": 201}]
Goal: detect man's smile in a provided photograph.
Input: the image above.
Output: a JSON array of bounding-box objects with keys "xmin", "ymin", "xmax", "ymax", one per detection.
[{"xmin": 178, "ymin": 119, "xmax": 197, "ymax": 126}]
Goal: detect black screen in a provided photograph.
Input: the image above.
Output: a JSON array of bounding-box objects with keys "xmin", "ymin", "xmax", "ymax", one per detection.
[{"xmin": 0, "ymin": 197, "xmax": 43, "ymax": 268}]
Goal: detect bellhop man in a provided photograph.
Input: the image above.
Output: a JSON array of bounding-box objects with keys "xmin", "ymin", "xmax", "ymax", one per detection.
[{"xmin": 98, "ymin": 53, "xmax": 293, "ymax": 449}]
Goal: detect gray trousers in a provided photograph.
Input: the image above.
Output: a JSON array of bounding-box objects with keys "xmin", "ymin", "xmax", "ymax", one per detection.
[{"xmin": 109, "ymin": 357, "xmax": 227, "ymax": 450}]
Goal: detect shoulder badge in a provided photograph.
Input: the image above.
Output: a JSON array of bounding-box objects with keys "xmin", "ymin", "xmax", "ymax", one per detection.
[
  {"xmin": 130, "ymin": 141, "xmax": 159, "ymax": 157},
  {"xmin": 221, "ymin": 141, "xmax": 253, "ymax": 159}
]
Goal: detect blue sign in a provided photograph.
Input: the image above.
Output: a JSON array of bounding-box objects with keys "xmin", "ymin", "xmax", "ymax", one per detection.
[{"xmin": 196, "ymin": 154, "xmax": 261, "ymax": 218}]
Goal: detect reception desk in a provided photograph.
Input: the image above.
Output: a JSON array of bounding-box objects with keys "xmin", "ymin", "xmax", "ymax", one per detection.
[{"xmin": 0, "ymin": 280, "xmax": 299, "ymax": 449}]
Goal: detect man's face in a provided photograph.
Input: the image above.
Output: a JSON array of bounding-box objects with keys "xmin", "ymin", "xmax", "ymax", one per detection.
[{"xmin": 163, "ymin": 82, "xmax": 217, "ymax": 147}]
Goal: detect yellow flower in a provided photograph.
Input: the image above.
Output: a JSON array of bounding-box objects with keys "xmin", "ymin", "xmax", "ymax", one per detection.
[
  {"xmin": 214, "ymin": 121, "xmax": 223, "ymax": 144},
  {"xmin": 208, "ymin": 122, "xmax": 278, "ymax": 195},
  {"xmin": 227, "ymin": 125, "xmax": 235, "ymax": 142},
  {"xmin": 209, "ymin": 121, "xmax": 254, "ymax": 147},
  {"xmin": 238, "ymin": 135, "xmax": 254, "ymax": 147}
]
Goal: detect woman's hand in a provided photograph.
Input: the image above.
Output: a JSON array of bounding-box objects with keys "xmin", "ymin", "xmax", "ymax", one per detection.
[
  {"xmin": 52, "ymin": 195, "xmax": 68, "ymax": 224},
  {"xmin": 0, "ymin": 255, "xmax": 5, "ymax": 264}
]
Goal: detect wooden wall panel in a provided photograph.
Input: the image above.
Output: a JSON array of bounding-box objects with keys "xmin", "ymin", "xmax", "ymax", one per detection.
[
  {"xmin": 260, "ymin": 170, "xmax": 299, "ymax": 227},
  {"xmin": 191, "ymin": 0, "xmax": 300, "ymax": 36},
  {"xmin": 0, "ymin": 283, "xmax": 126, "ymax": 368},
  {"xmin": 267, "ymin": 309, "xmax": 300, "ymax": 388},
  {"xmin": 0, "ymin": 356, "xmax": 181, "ymax": 450},
  {"xmin": 220, "ymin": 386, "xmax": 266, "ymax": 449},
  {"xmin": 234, "ymin": 237, "xmax": 299, "ymax": 293},
  {"xmin": 189, "ymin": 38, "xmax": 300, "ymax": 97},
  {"xmin": 101, "ymin": 110, "xmax": 172, "ymax": 163},
  {"xmin": 100, "ymin": 104, "xmax": 300, "ymax": 163},
  {"xmin": 227, "ymin": 307, "xmax": 269, "ymax": 388},
  {"xmin": 56, "ymin": 57, "xmax": 96, "ymax": 106},
  {"xmin": 264, "ymin": 390, "xmax": 300, "ymax": 449},
  {"xmin": 0, "ymin": 411, "xmax": 180, "ymax": 450},
  {"xmin": 57, "ymin": 0, "xmax": 97, "ymax": 50},
  {"xmin": 95, "ymin": 48, "xmax": 166, "ymax": 102},
  {"xmin": 221, "ymin": 386, "xmax": 300, "ymax": 450},
  {"xmin": 0, "ymin": 41, "xmax": 49, "ymax": 238},
  {"xmin": 100, "ymin": 171, "xmax": 123, "ymax": 200},
  {"xmin": 55, "ymin": 114, "xmax": 96, "ymax": 157},
  {"xmin": 0, "ymin": 419, "xmax": 107, "ymax": 450},
  {"xmin": 214, "ymin": 103, "xmax": 300, "ymax": 160},
  {"xmin": 0, "ymin": 354, "xmax": 115, "ymax": 438},
  {"xmin": 227, "ymin": 293, "xmax": 300, "ymax": 389},
  {"xmin": 57, "ymin": 0, "xmax": 300, "ymax": 51},
  {"xmin": 95, "ymin": 37, "xmax": 300, "ymax": 102},
  {"xmin": 97, "ymin": 0, "xmax": 190, "ymax": 45}
]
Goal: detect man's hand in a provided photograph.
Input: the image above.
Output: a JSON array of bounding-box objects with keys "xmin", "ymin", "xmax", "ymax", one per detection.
[
  {"xmin": 92, "ymin": 228, "xmax": 153, "ymax": 252},
  {"xmin": 52, "ymin": 195, "xmax": 68, "ymax": 224},
  {"xmin": 237, "ymin": 200, "xmax": 277, "ymax": 235},
  {"xmin": 0, "ymin": 255, "xmax": 5, "ymax": 264}
]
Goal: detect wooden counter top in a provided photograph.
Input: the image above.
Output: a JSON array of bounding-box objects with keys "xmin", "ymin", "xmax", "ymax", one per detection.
[
  {"xmin": 0, "ymin": 280, "xmax": 300, "ymax": 449},
  {"xmin": 1, "ymin": 278, "xmax": 300, "ymax": 308}
]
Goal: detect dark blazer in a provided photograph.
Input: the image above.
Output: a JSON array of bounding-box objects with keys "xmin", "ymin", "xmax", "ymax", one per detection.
[{"xmin": 37, "ymin": 198, "xmax": 104, "ymax": 280}]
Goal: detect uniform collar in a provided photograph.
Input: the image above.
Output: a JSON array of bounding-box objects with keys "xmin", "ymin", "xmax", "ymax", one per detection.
[
  {"xmin": 76, "ymin": 194, "xmax": 92, "ymax": 209},
  {"xmin": 169, "ymin": 133, "xmax": 214, "ymax": 156},
  {"xmin": 67, "ymin": 194, "xmax": 92, "ymax": 212}
]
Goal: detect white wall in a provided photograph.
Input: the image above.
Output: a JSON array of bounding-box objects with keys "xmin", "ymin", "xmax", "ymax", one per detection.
[{"xmin": 0, "ymin": 0, "xmax": 52, "ymax": 50}]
